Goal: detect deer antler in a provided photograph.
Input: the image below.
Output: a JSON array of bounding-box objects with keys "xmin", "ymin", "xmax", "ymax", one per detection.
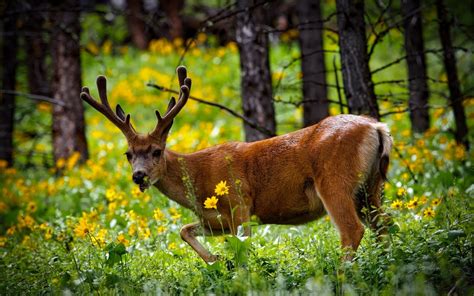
[
  {"xmin": 150, "ymin": 66, "xmax": 192, "ymax": 139},
  {"xmin": 80, "ymin": 76, "xmax": 137, "ymax": 140}
]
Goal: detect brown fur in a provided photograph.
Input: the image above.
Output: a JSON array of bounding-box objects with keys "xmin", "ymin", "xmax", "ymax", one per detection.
[{"xmin": 82, "ymin": 67, "xmax": 393, "ymax": 263}]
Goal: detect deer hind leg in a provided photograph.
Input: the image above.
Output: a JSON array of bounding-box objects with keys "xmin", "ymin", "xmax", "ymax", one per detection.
[
  {"xmin": 356, "ymin": 174, "xmax": 391, "ymax": 239},
  {"xmin": 180, "ymin": 222, "xmax": 219, "ymax": 263},
  {"xmin": 316, "ymin": 183, "xmax": 365, "ymax": 260}
]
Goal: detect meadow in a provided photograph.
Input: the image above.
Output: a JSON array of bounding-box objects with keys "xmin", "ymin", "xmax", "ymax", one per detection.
[{"xmin": 0, "ymin": 32, "xmax": 473, "ymax": 294}]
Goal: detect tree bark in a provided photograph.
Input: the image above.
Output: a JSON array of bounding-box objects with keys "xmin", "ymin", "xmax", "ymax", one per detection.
[
  {"xmin": 236, "ymin": 0, "xmax": 276, "ymax": 142},
  {"xmin": 160, "ymin": 0, "xmax": 185, "ymax": 40},
  {"xmin": 25, "ymin": 1, "xmax": 51, "ymax": 97},
  {"xmin": 0, "ymin": 1, "xmax": 18, "ymax": 166},
  {"xmin": 336, "ymin": 0, "xmax": 379, "ymax": 119},
  {"xmin": 126, "ymin": 0, "xmax": 149, "ymax": 49},
  {"xmin": 297, "ymin": 0, "xmax": 329, "ymax": 127},
  {"xmin": 436, "ymin": 0, "xmax": 469, "ymax": 149},
  {"xmin": 51, "ymin": 0, "xmax": 88, "ymax": 163},
  {"xmin": 401, "ymin": 0, "xmax": 430, "ymax": 133}
]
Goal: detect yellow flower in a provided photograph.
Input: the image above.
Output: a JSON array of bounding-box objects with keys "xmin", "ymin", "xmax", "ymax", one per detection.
[
  {"xmin": 169, "ymin": 207, "xmax": 181, "ymax": 220},
  {"xmin": 391, "ymin": 200, "xmax": 403, "ymax": 210},
  {"xmin": 0, "ymin": 236, "xmax": 6, "ymax": 247},
  {"xmin": 204, "ymin": 196, "xmax": 219, "ymax": 209},
  {"xmin": 406, "ymin": 197, "xmax": 420, "ymax": 209},
  {"xmin": 0, "ymin": 201, "xmax": 8, "ymax": 213},
  {"xmin": 397, "ymin": 187, "xmax": 406, "ymax": 197},
  {"xmin": 73, "ymin": 216, "xmax": 96, "ymax": 238},
  {"xmin": 168, "ymin": 242, "xmax": 176, "ymax": 250},
  {"xmin": 153, "ymin": 208, "xmax": 165, "ymax": 221},
  {"xmin": 431, "ymin": 198, "xmax": 441, "ymax": 207},
  {"xmin": 56, "ymin": 158, "xmax": 66, "ymax": 169},
  {"xmin": 419, "ymin": 195, "xmax": 428, "ymax": 205},
  {"xmin": 6, "ymin": 226, "xmax": 16, "ymax": 236},
  {"xmin": 117, "ymin": 233, "xmax": 129, "ymax": 246},
  {"xmin": 0, "ymin": 159, "xmax": 8, "ymax": 169},
  {"xmin": 26, "ymin": 201, "xmax": 38, "ymax": 213},
  {"xmin": 214, "ymin": 180, "xmax": 229, "ymax": 196},
  {"xmin": 423, "ymin": 207, "xmax": 435, "ymax": 219},
  {"xmin": 44, "ymin": 227, "xmax": 53, "ymax": 240},
  {"xmin": 156, "ymin": 225, "xmax": 167, "ymax": 234}
]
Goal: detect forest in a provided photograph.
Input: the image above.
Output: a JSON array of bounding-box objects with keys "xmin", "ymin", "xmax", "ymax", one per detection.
[{"xmin": 0, "ymin": 0, "xmax": 472, "ymax": 294}]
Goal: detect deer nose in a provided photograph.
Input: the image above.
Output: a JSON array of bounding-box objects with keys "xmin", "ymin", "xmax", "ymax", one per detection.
[{"xmin": 132, "ymin": 171, "xmax": 147, "ymax": 184}]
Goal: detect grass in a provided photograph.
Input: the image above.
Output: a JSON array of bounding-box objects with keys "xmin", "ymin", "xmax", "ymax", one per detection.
[{"xmin": 1, "ymin": 32, "xmax": 473, "ymax": 294}]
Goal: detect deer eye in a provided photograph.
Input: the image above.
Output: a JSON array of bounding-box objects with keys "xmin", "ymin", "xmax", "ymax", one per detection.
[
  {"xmin": 125, "ymin": 152, "xmax": 132, "ymax": 161},
  {"xmin": 152, "ymin": 149, "xmax": 162, "ymax": 158}
]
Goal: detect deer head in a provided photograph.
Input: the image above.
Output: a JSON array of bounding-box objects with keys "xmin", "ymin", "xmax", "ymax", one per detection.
[{"xmin": 81, "ymin": 66, "xmax": 191, "ymax": 192}]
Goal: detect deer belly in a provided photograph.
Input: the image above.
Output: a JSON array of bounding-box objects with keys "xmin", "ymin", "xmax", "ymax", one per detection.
[{"xmin": 255, "ymin": 178, "xmax": 326, "ymax": 225}]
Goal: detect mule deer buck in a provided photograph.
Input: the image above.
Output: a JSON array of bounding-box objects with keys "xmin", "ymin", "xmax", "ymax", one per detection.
[{"xmin": 81, "ymin": 66, "xmax": 392, "ymax": 263}]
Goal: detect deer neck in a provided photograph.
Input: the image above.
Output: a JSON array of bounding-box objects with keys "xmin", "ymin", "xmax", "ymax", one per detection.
[{"xmin": 153, "ymin": 149, "xmax": 197, "ymax": 210}]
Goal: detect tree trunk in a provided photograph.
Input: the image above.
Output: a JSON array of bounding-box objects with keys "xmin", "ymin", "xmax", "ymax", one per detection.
[
  {"xmin": 0, "ymin": 1, "xmax": 18, "ymax": 166},
  {"xmin": 401, "ymin": 0, "xmax": 430, "ymax": 133},
  {"xmin": 25, "ymin": 1, "xmax": 51, "ymax": 97},
  {"xmin": 336, "ymin": 0, "xmax": 379, "ymax": 119},
  {"xmin": 236, "ymin": 0, "xmax": 276, "ymax": 142},
  {"xmin": 51, "ymin": 0, "xmax": 88, "ymax": 163},
  {"xmin": 297, "ymin": 0, "xmax": 329, "ymax": 127},
  {"xmin": 161, "ymin": 0, "xmax": 185, "ymax": 40},
  {"xmin": 126, "ymin": 0, "xmax": 149, "ymax": 49},
  {"xmin": 436, "ymin": 0, "xmax": 469, "ymax": 149}
]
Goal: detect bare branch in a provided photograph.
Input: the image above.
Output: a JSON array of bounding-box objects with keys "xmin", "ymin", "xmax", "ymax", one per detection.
[{"xmin": 146, "ymin": 83, "xmax": 276, "ymax": 137}]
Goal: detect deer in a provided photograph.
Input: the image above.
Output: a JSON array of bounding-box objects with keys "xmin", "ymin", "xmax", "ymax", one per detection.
[{"xmin": 81, "ymin": 66, "xmax": 393, "ymax": 263}]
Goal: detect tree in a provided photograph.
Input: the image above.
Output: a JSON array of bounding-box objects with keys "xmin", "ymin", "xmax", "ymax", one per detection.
[
  {"xmin": 336, "ymin": 0, "xmax": 379, "ymax": 119},
  {"xmin": 25, "ymin": 1, "xmax": 51, "ymax": 98},
  {"xmin": 160, "ymin": 0, "xmax": 185, "ymax": 40},
  {"xmin": 51, "ymin": 0, "xmax": 88, "ymax": 163},
  {"xmin": 235, "ymin": 0, "xmax": 276, "ymax": 142},
  {"xmin": 0, "ymin": 1, "xmax": 18, "ymax": 166},
  {"xmin": 126, "ymin": 0, "xmax": 149, "ymax": 49},
  {"xmin": 297, "ymin": 0, "xmax": 329, "ymax": 126},
  {"xmin": 436, "ymin": 0, "xmax": 469, "ymax": 149},
  {"xmin": 401, "ymin": 0, "xmax": 430, "ymax": 133}
]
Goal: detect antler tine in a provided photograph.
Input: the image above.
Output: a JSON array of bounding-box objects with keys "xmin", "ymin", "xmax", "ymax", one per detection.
[
  {"xmin": 80, "ymin": 76, "xmax": 137, "ymax": 140},
  {"xmin": 151, "ymin": 67, "xmax": 191, "ymax": 139}
]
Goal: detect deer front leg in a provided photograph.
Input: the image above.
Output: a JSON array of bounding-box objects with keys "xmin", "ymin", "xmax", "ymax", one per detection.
[{"xmin": 180, "ymin": 222, "xmax": 219, "ymax": 263}]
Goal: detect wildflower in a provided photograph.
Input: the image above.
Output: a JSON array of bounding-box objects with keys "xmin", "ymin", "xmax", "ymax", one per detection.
[
  {"xmin": 128, "ymin": 224, "xmax": 137, "ymax": 236},
  {"xmin": 156, "ymin": 225, "xmax": 167, "ymax": 234},
  {"xmin": 66, "ymin": 152, "xmax": 81, "ymax": 170},
  {"xmin": 406, "ymin": 197, "xmax": 420, "ymax": 209},
  {"xmin": 214, "ymin": 180, "xmax": 229, "ymax": 196},
  {"xmin": 94, "ymin": 229, "xmax": 107, "ymax": 247},
  {"xmin": 168, "ymin": 242, "xmax": 176, "ymax": 250},
  {"xmin": 73, "ymin": 217, "xmax": 96, "ymax": 238},
  {"xmin": 153, "ymin": 208, "xmax": 165, "ymax": 221},
  {"xmin": 139, "ymin": 227, "xmax": 151, "ymax": 239},
  {"xmin": 391, "ymin": 200, "xmax": 403, "ymax": 210},
  {"xmin": 0, "ymin": 201, "xmax": 8, "ymax": 213},
  {"xmin": 44, "ymin": 227, "xmax": 53, "ymax": 240},
  {"xmin": 117, "ymin": 233, "xmax": 129, "ymax": 246},
  {"xmin": 204, "ymin": 196, "xmax": 219, "ymax": 209},
  {"xmin": 169, "ymin": 207, "xmax": 181, "ymax": 220},
  {"xmin": 0, "ymin": 159, "xmax": 8, "ymax": 169},
  {"xmin": 423, "ymin": 207, "xmax": 435, "ymax": 219},
  {"xmin": 397, "ymin": 187, "xmax": 406, "ymax": 197},
  {"xmin": 26, "ymin": 201, "xmax": 38, "ymax": 213},
  {"xmin": 131, "ymin": 186, "xmax": 141, "ymax": 198},
  {"xmin": 419, "ymin": 195, "xmax": 428, "ymax": 205},
  {"xmin": 6, "ymin": 226, "xmax": 15, "ymax": 236},
  {"xmin": 431, "ymin": 198, "xmax": 441, "ymax": 207},
  {"xmin": 56, "ymin": 158, "xmax": 66, "ymax": 169},
  {"xmin": 0, "ymin": 236, "xmax": 6, "ymax": 247}
]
